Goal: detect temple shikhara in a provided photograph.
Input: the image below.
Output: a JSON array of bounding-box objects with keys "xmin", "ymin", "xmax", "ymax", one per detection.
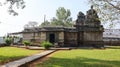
[{"xmin": 10, "ymin": 6, "xmax": 104, "ymax": 48}]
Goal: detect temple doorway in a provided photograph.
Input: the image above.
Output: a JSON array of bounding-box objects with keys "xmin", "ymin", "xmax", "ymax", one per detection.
[{"xmin": 49, "ymin": 33, "xmax": 55, "ymax": 43}]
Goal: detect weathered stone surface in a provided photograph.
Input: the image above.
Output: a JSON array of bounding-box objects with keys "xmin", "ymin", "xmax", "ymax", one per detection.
[
  {"xmin": 76, "ymin": 11, "xmax": 85, "ymax": 26},
  {"xmin": 59, "ymin": 32, "xmax": 64, "ymax": 43},
  {"xmin": 85, "ymin": 5, "xmax": 100, "ymax": 27},
  {"xmin": 40, "ymin": 32, "xmax": 46, "ymax": 42},
  {"xmin": 22, "ymin": 33, "xmax": 33, "ymax": 41},
  {"xmin": 74, "ymin": 6, "xmax": 104, "ymax": 47}
]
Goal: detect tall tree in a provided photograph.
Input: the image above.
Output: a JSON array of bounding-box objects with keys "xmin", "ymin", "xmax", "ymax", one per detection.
[
  {"xmin": 28, "ymin": 21, "xmax": 38, "ymax": 27},
  {"xmin": 51, "ymin": 7, "xmax": 73, "ymax": 27},
  {"xmin": 0, "ymin": 0, "xmax": 25, "ymax": 16},
  {"xmin": 24, "ymin": 21, "xmax": 38, "ymax": 28},
  {"xmin": 24, "ymin": 24, "xmax": 29, "ymax": 28},
  {"xmin": 40, "ymin": 20, "xmax": 50, "ymax": 26},
  {"xmin": 88, "ymin": 0, "xmax": 120, "ymax": 23}
]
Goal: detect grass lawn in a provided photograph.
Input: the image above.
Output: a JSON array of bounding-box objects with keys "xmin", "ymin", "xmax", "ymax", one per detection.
[
  {"xmin": 37, "ymin": 46, "xmax": 120, "ymax": 67},
  {"xmin": 0, "ymin": 47, "xmax": 41, "ymax": 64}
]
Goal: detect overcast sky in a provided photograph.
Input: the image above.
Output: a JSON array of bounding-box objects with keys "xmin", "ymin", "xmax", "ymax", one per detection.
[{"xmin": 0, "ymin": 0, "xmax": 119, "ymax": 36}]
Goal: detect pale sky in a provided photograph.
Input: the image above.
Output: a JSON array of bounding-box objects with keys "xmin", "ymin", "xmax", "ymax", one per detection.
[{"xmin": 0, "ymin": 0, "xmax": 119, "ymax": 36}]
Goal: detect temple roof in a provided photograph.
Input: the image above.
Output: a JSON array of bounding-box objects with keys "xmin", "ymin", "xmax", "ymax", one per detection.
[{"xmin": 22, "ymin": 26, "xmax": 77, "ymax": 32}]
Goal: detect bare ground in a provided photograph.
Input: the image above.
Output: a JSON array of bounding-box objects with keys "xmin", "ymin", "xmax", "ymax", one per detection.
[{"xmin": 28, "ymin": 51, "xmax": 55, "ymax": 67}]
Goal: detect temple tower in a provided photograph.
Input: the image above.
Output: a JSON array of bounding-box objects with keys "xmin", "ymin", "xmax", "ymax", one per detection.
[
  {"xmin": 75, "ymin": 6, "xmax": 104, "ymax": 48},
  {"xmin": 74, "ymin": 12, "xmax": 85, "ymax": 46}
]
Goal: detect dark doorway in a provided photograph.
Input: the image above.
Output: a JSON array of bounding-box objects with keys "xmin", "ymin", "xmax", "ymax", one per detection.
[{"xmin": 49, "ymin": 33, "xmax": 55, "ymax": 43}]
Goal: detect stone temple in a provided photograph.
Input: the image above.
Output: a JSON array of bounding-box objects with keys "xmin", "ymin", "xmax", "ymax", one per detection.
[{"xmin": 10, "ymin": 6, "xmax": 104, "ymax": 48}]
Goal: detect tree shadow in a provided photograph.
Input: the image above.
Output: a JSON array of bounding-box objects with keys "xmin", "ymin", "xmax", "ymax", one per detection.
[
  {"xmin": 38, "ymin": 57, "xmax": 120, "ymax": 67},
  {"xmin": 106, "ymin": 46, "xmax": 120, "ymax": 49}
]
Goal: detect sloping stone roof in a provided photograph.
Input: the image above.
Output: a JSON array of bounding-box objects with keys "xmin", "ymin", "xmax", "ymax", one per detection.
[{"xmin": 22, "ymin": 26, "xmax": 77, "ymax": 32}]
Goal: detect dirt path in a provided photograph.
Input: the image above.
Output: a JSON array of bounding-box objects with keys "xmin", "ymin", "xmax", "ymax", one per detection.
[{"xmin": 28, "ymin": 51, "xmax": 56, "ymax": 67}]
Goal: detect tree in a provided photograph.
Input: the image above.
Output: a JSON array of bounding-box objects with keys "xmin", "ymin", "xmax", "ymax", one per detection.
[
  {"xmin": 40, "ymin": 20, "xmax": 50, "ymax": 26},
  {"xmin": 0, "ymin": 0, "xmax": 25, "ymax": 16},
  {"xmin": 24, "ymin": 21, "xmax": 38, "ymax": 28},
  {"xmin": 28, "ymin": 21, "xmax": 38, "ymax": 27},
  {"xmin": 88, "ymin": 0, "xmax": 120, "ymax": 26},
  {"xmin": 24, "ymin": 24, "xmax": 29, "ymax": 28},
  {"xmin": 51, "ymin": 7, "xmax": 73, "ymax": 27}
]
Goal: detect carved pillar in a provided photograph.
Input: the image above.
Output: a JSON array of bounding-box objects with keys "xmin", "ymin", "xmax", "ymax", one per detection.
[{"xmin": 59, "ymin": 32, "xmax": 64, "ymax": 46}]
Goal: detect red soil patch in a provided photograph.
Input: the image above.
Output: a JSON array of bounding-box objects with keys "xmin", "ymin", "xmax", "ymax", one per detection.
[{"xmin": 28, "ymin": 51, "xmax": 56, "ymax": 67}]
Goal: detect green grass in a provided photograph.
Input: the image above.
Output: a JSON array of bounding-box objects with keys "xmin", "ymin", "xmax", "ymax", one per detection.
[
  {"xmin": 0, "ymin": 47, "xmax": 41, "ymax": 64},
  {"xmin": 37, "ymin": 46, "xmax": 120, "ymax": 67}
]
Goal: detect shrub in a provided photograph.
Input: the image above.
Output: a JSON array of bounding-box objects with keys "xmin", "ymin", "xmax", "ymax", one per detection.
[
  {"xmin": 23, "ymin": 41, "xmax": 31, "ymax": 46},
  {"xmin": 41, "ymin": 41, "xmax": 53, "ymax": 49},
  {"xmin": 5, "ymin": 38, "xmax": 12, "ymax": 46}
]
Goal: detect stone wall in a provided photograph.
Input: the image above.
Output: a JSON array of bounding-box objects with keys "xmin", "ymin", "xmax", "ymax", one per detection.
[
  {"xmin": 84, "ymin": 31, "xmax": 103, "ymax": 41},
  {"xmin": 40, "ymin": 32, "xmax": 46, "ymax": 42},
  {"xmin": 59, "ymin": 32, "xmax": 64, "ymax": 41},
  {"xmin": 64, "ymin": 32, "xmax": 77, "ymax": 47},
  {"xmin": 23, "ymin": 33, "xmax": 33, "ymax": 41},
  {"xmin": 83, "ymin": 31, "xmax": 104, "ymax": 47},
  {"xmin": 58, "ymin": 32, "xmax": 64, "ymax": 46}
]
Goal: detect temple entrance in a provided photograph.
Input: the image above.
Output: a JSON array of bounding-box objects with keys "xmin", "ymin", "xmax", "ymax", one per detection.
[{"xmin": 49, "ymin": 33, "xmax": 55, "ymax": 43}]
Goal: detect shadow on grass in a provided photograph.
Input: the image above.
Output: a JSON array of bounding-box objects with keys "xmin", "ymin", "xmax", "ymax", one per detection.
[
  {"xmin": 104, "ymin": 46, "xmax": 120, "ymax": 49},
  {"xmin": 0, "ymin": 55, "xmax": 26, "ymax": 65},
  {"xmin": 37, "ymin": 57, "xmax": 120, "ymax": 67}
]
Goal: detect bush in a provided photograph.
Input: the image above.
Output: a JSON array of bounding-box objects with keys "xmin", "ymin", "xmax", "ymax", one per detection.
[
  {"xmin": 41, "ymin": 41, "xmax": 53, "ymax": 49},
  {"xmin": 5, "ymin": 38, "xmax": 12, "ymax": 46},
  {"xmin": 23, "ymin": 41, "xmax": 31, "ymax": 46}
]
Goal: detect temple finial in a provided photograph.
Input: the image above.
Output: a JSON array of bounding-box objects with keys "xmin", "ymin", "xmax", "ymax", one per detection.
[{"xmin": 91, "ymin": 5, "xmax": 93, "ymax": 9}]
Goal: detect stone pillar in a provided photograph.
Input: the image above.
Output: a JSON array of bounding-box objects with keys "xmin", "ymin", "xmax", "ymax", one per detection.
[
  {"xmin": 40, "ymin": 32, "xmax": 46, "ymax": 42},
  {"xmin": 58, "ymin": 32, "xmax": 64, "ymax": 46}
]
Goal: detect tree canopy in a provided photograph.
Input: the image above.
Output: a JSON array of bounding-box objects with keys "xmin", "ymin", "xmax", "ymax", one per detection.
[
  {"xmin": 0, "ymin": 0, "xmax": 25, "ymax": 16},
  {"xmin": 24, "ymin": 21, "xmax": 38, "ymax": 28},
  {"xmin": 51, "ymin": 7, "xmax": 73, "ymax": 27},
  {"xmin": 89, "ymin": 0, "xmax": 120, "ymax": 22},
  {"xmin": 41, "ymin": 20, "xmax": 50, "ymax": 26},
  {"xmin": 40, "ymin": 7, "xmax": 73, "ymax": 27}
]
